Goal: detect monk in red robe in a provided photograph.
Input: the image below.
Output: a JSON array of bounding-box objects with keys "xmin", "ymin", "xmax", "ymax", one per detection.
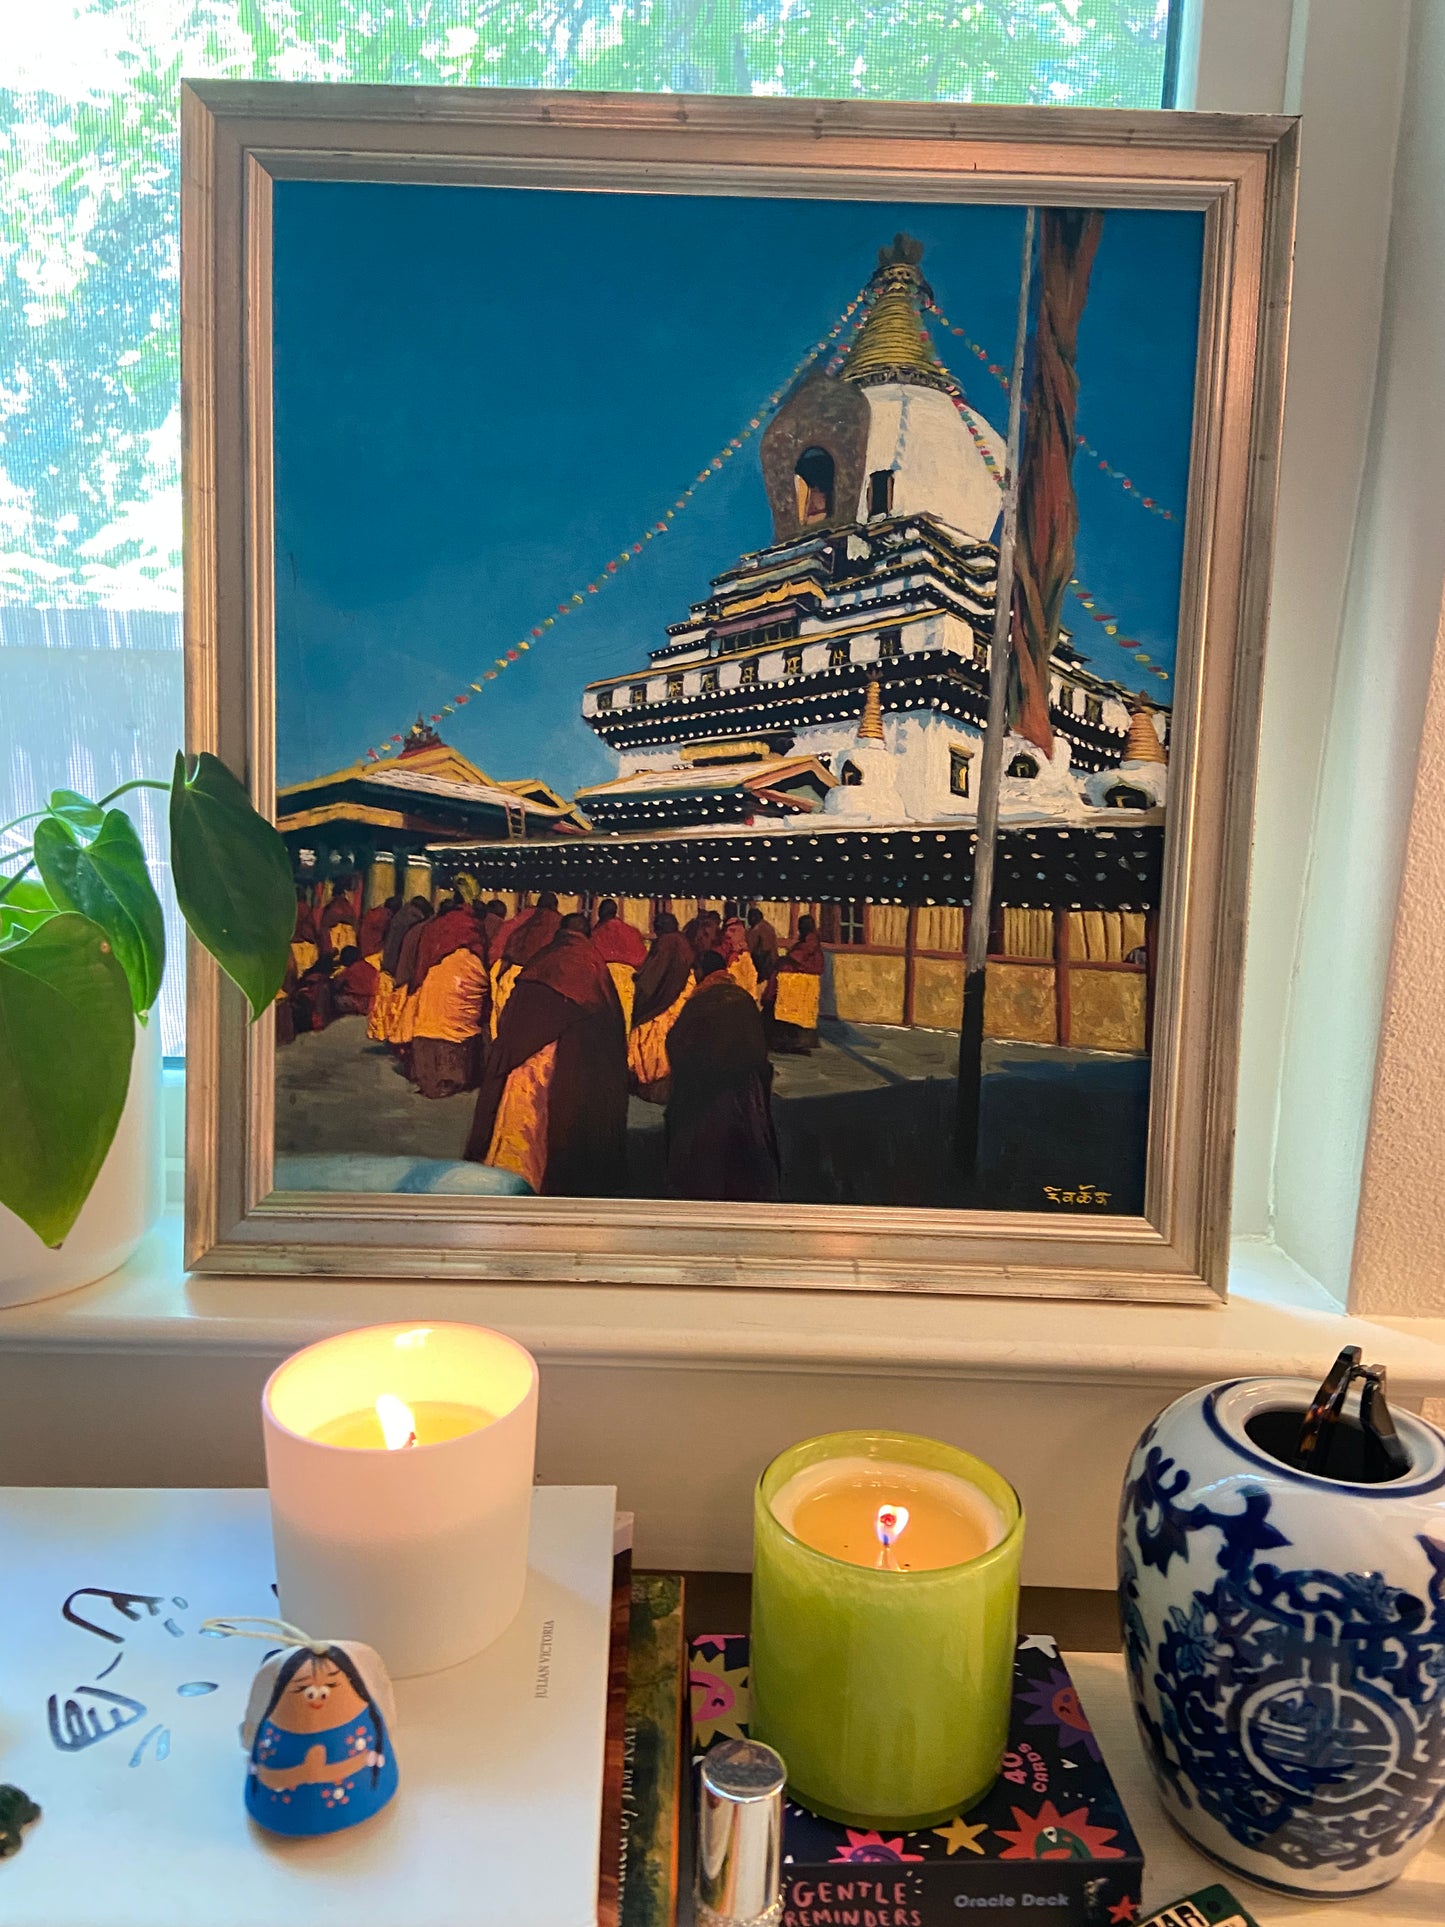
[
  {"xmin": 318, "ymin": 878, "xmax": 361, "ymax": 960},
  {"xmin": 409, "ymin": 900, "xmax": 491, "ymax": 1098},
  {"xmin": 591, "ymin": 898, "xmax": 647, "ymax": 1031},
  {"xmin": 465, "ymin": 914, "xmax": 628, "ymax": 1196},
  {"xmin": 331, "ymin": 946, "xmax": 379, "ymax": 1018},
  {"xmin": 719, "ymin": 915, "xmax": 760, "ymax": 1003},
  {"xmin": 664, "ymin": 951, "xmax": 781, "ymax": 1202},
  {"xmin": 767, "ymin": 914, "xmax": 824, "ymax": 1053},
  {"xmin": 289, "ymin": 892, "xmax": 322, "ymax": 979},
  {"xmin": 371, "ymin": 895, "xmax": 430, "ymax": 1045},
  {"xmin": 628, "ymin": 913, "xmax": 696, "ymax": 1103},
  {"xmin": 683, "ymin": 909, "xmax": 722, "ymax": 958},
  {"xmin": 490, "ymin": 892, "xmax": 562, "ymax": 1040},
  {"xmin": 388, "ymin": 900, "xmax": 435, "ymax": 1057},
  {"xmin": 746, "ymin": 907, "xmax": 780, "ymax": 991},
  {"xmin": 357, "ymin": 896, "xmax": 399, "ymax": 967},
  {"xmin": 479, "ymin": 898, "xmax": 508, "ymax": 963}
]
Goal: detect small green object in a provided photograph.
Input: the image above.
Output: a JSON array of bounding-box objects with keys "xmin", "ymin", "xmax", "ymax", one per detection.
[
  {"xmin": 0, "ymin": 1783, "xmax": 41, "ymax": 1857},
  {"xmin": 35, "ymin": 806, "xmax": 167, "ymax": 1015},
  {"xmin": 0, "ymin": 751, "xmax": 293, "ymax": 1244},
  {"xmin": 169, "ymin": 751, "xmax": 295, "ymax": 1020},
  {"xmin": 1137, "ymin": 1884, "xmax": 1262, "ymax": 1927},
  {"xmin": 0, "ymin": 914, "xmax": 135, "ymax": 1246}
]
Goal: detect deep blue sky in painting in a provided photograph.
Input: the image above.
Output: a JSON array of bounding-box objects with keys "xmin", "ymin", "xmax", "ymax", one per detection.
[{"xmin": 273, "ymin": 182, "xmax": 1203, "ymax": 794}]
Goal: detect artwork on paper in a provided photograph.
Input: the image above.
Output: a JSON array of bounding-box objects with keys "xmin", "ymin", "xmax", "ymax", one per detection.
[{"xmin": 271, "ymin": 183, "xmax": 1202, "ymax": 1215}]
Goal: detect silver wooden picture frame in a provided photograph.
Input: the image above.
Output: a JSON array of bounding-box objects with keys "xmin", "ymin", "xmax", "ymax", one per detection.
[{"xmin": 182, "ymin": 82, "xmax": 1296, "ymax": 1299}]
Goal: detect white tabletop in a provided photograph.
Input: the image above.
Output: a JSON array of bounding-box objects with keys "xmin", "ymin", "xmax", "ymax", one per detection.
[{"xmin": 1067, "ymin": 1651, "xmax": 1445, "ymax": 1927}]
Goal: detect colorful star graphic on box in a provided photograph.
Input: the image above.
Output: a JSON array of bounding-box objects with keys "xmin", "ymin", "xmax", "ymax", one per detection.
[
  {"xmin": 933, "ymin": 1815, "xmax": 990, "ymax": 1855},
  {"xmin": 995, "ymin": 1800, "xmax": 1123, "ymax": 1861},
  {"xmin": 831, "ymin": 1830, "xmax": 926, "ymax": 1865},
  {"xmin": 1019, "ymin": 1667, "xmax": 1104, "ymax": 1763}
]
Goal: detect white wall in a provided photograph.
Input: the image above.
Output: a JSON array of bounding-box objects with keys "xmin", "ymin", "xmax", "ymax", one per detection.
[
  {"xmin": 1187, "ymin": 2, "xmax": 1414, "ymax": 1290},
  {"xmin": 1353, "ymin": 587, "xmax": 1445, "ymax": 1313},
  {"xmin": 1271, "ymin": 0, "xmax": 1445, "ymax": 1302}
]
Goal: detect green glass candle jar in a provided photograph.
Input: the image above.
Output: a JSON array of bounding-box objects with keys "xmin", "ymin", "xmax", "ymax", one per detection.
[{"xmin": 749, "ymin": 1430, "xmax": 1024, "ymax": 1830}]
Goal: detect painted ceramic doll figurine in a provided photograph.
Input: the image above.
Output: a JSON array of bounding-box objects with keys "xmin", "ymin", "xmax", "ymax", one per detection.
[{"xmin": 239, "ymin": 1638, "xmax": 398, "ymax": 1837}]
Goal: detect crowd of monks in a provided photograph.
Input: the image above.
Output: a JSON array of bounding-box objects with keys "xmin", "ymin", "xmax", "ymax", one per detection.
[{"xmin": 281, "ymin": 880, "xmax": 827, "ymax": 1201}]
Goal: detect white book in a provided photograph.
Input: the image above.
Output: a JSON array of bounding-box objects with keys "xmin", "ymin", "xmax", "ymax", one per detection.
[{"xmin": 0, "ymin": 1483, "xmax": 617, "ymax": 1927}]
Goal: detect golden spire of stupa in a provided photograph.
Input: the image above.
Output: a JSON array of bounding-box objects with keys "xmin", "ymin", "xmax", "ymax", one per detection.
[
  {"xmin": 1125, "ymin": 703, "xmax": 1167, "ymax": 765},
  {"xmin": 844, "ymin": 234, "xmax": 944, "ymax": 385},
  {"xmin": 859, "ymin": 677, "xmax": 886, "ymax": 742}
]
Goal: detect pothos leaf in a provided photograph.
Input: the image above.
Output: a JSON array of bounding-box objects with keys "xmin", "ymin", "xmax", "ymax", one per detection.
[
  {"xmin": 0, "ymin": 913, "xmax": 134, "ymax": 1247},
  {"xmin": 33, "ymin": 809, "xmax": 166, "ymax": 1015},
  {"xmin": 0, "ymin": 876, "xmax": 57, "ymax": 945},
  {"xmin": 169, "ymin": 751, "xmax": 294, "ymax": 1019},
  {"xmin": 45, "ymin": 790, "xmax": 105, "ymax": 840}
]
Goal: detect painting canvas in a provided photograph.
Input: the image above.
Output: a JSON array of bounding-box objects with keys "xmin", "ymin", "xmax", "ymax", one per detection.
[{"xmin": 183, "ymin": 88, "xmax": 1295, "ymax": 1294}]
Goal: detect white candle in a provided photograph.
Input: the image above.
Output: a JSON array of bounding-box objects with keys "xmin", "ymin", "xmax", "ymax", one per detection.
[{"xmin": 262, "ymin": 1322, "xmax": 538, "ymax": 1678}]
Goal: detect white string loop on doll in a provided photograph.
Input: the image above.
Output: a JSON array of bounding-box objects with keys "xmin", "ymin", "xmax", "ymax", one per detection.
[{"xmin": 200, "ymin": 1614, "xmax": 331, "ymax": 1655}]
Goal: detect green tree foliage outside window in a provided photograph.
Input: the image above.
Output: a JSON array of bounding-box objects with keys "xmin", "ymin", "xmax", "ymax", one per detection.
[{"xmin": 1, "ymin": 2, "xmax": 1170, "ymax": 611}]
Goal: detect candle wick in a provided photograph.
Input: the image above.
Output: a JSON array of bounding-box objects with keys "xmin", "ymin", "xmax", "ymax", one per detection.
[{"xmin": 873, "ymin": 1502, "xmax": 910, "ymax": 1570}]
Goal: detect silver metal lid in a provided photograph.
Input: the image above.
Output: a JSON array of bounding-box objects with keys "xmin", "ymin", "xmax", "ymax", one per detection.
[{"xmin": 696, "ymin": 1738, "xmax": 787, "ymax": 1927}]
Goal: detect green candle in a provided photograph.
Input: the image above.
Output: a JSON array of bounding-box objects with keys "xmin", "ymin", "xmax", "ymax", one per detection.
[{"xmin": 749, "ymin": 1430, "xmax": 1023, "ymax": 1829}]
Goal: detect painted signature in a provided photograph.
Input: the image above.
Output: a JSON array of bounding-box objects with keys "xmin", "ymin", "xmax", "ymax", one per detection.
[{"xmin": 1042, "ymin": 1184, "xmax": 1112, "ymax": 1208}]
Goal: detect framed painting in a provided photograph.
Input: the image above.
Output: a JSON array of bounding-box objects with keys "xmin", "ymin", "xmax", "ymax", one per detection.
[{"xmin": 182, "ymin": 84, "xmax": 1296, "ymax": 1298}]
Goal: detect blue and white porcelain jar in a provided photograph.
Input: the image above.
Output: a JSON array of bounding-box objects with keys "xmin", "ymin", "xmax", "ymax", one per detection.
[{"xmin": 1118, "ymin": 1376, "xmax": 1445, "ymax": 1897}]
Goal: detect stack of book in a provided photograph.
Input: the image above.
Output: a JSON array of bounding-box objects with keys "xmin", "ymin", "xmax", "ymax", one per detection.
[{"xmin": 691, "ymin": 1632, "xmax": 1144, "ymax": 1927}]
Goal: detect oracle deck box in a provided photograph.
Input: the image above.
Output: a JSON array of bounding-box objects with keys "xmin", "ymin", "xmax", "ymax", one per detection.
[{"xmin": 690, "ymin": 1634, "xmax": 1144, "ymax": 1927}]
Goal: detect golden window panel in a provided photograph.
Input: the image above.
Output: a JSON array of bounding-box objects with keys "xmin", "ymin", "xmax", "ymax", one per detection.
[
  {"xmin": 1002, "ymin": 907, "xmax": 1053, "ymax": 959},
  {"xmin": 916, "ymin": 905, "xmax": 965, "ymax": 953},
  {"xmin": 868, "ymin": 903, "xmax": 909, "ymax": 948}
]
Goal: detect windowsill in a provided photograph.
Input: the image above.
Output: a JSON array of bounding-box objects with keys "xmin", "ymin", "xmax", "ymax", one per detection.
[{"xmin": 5, "ymin": 1209, "xmax": 1445, "ymax": 1397}]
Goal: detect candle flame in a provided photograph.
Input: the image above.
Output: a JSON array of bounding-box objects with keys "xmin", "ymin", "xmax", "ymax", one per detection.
[
  {"xmin": 875, "ymin": 1503, "xmax": 910, "ymax": 1549},
  {"xmin": 376, "ymin": 1393, "xmax": 418, "ymax": 1450}
]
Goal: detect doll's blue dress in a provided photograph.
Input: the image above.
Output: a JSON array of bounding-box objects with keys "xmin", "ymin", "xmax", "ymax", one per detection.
[{"xmin": 245, "ymin": 1706, "xmax": 397, "ymax": 1836}]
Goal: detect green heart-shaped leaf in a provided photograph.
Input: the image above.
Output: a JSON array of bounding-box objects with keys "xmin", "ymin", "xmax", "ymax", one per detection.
[
  {"xmin": 170, "ymin": 751, "xmax": 293, "ymax": 1019},
  {"xmin": 0, "ymin": 876, "xmax": 57, "ymax": 944},
  {"xmin": 0, "ymin": 913, "xmax": 135, "ymax": 1246},
  {"xmin": 34, "ymin": 809, "xmax": 166, "ymax": 1015},
  {"xmin": 45, "ymin": 790, "xmax": 105, "ymax": 840}
]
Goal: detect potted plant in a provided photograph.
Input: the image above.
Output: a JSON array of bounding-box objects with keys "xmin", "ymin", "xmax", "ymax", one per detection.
[{"xmin": 0, "ymin": 752, "xmax": 293, "ymax": 1305}]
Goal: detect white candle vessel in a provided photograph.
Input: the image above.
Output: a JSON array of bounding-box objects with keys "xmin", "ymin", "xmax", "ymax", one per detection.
[{"xmin": 262, "ymin": 1322, "xmax": 538, "ymax": 1678}]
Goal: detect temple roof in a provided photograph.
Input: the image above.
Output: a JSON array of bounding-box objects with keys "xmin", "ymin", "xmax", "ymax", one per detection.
[{"xmin": 576, "ymin": 755, "xmax": 835, "ymax": 805}]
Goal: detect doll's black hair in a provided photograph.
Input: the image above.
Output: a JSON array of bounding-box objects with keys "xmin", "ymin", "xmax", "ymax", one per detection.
[{"xmin": 260, "ymin": 1645, "xmax": 388, "ymax": 1787}]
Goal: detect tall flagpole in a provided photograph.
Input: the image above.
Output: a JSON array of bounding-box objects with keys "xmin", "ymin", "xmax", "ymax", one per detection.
[{"xmin": 955, "ymin": 204, "xmax": 1035, "ymax": 1179}]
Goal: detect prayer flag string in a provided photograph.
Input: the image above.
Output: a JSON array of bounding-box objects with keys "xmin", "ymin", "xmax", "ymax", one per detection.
[
  {"xmin": 922, "ymin": 300, "xmax": 1181, "ymax": 524},
  {"xmin": 933, "ymin": 359, "xmax": 1170, "ymax": 686},
  {"xmin": 362, "ymin": 285, "xmax": 876, "ymax": 761}
]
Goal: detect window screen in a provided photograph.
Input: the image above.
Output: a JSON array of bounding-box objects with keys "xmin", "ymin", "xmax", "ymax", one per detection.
[{"xmin": 1, "ymin": 3, "xmax": 1177, "ymax": 1053}]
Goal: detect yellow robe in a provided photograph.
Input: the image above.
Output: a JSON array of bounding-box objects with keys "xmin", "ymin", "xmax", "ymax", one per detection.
[
  {"xmin": 367, "ymin": 970, "xmax": 397, "ymax": 1041},
  {"xmin": 289, "ymin": 940, "xmax": 319, "ymax": 976},
  {"xmin": 726, "ymin": 951, "xmax": 760, "ymax": 1004},
  {"xmin": 628, "ymin": 985, "xmax": 691, "ymax": 1092},
  {"xmin": 773, "ymin": 971, "xmax": 821, "ymax": 1029},
  {"xmin": 392, "ymin": 986, "xmax": 420, "ymax": 1047},
  {"xmin": 414, "ymin": 949, "xmax": 489, "ymax": 1042},
  {"xmin": 490, "ymin": 960, "xmax": 521, "ymax": 1041},
  {"xmin": 325, "ymin": 920, "xmax": 357, "ymax": 956},
  {"xmin": 605, "ymin": 961, "xmax": 637, "ymax": 1034},
  {"xmin": 484, "ymin": 1041, "xmax": 556, "ymax": 1195}
]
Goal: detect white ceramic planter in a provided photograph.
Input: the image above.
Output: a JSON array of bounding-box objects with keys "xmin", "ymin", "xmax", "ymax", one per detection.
[
  {"xmin": 1118, "ymin": 1376, "xmax": 1445, "ymax": 1897},
  {"xmin": 0, "ymin": 1015, "xmax": 164, "ymax": 1308}
]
